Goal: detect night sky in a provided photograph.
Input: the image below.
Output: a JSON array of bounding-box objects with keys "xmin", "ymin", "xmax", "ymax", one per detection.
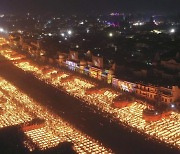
[{"xmin": 0, "ymin": 0, "xmax": 180, "ymax": 14}]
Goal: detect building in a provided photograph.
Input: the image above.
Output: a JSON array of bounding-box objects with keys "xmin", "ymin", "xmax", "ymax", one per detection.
[
  {"xmin": 135, "ymin": 84, "xmax": 158, "ymax": 100},
  {"xmin": 135, "ymin": 83, "xmax": 180, "ymax": 104}
]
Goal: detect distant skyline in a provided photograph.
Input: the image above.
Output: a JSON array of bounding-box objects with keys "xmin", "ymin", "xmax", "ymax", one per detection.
[{"xmin": 0, "ymin": 0, "xmax": 180, "ymax": 15}]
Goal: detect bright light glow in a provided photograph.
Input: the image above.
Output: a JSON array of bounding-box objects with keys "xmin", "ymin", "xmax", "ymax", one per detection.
[
  {"xmin": 0, "ymin": 14, "xmax": 4, "ymax": 18},
  {"xmin": 171, "ymin": 104, "xmax": 175, "ymax": 108},
  {"xmin": 17, "ymin": 30, "xmax": 23, "ymax": 34},
  {"xmin": 170, "ymin": 28, "xmax": 175, "ymax": 33},
  {"xmin": 0, "ymin": 28, "xmax": 4, "ymax": 32},
  {"xmin": 151, "ymin": 30, "xmax": 162, "ymax": 34},
  {"xmin": 48, "ymin": 33, "xmax": 52, "ymax": 36},
  {"xmin": 109, "ymin": 33, "xmax": 113, "ymax": 37},
  {"xmin": 133, "ymin": 22, "xmax": 144, "ymax": 26},
  {"xmin": 67, "ymin": 30, "xmax": 72, "ymax": 35},
  {"xmin": 61, "ymin": 33, "xmax": 65, "ymax": 37}
]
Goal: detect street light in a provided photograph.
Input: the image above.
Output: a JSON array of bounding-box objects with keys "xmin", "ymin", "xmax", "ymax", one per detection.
[
  {"xmin": 171, "ymin": 104, "xmax": 175, "ymax": 108},
  {"xmin": 67, "ymin": 30, "xmax": 72, "ymax": 35},
  {"xmin": 0, "ymin": 28, "xmax": 4, "ymax": 32},
  {"xmin": 109, "ymin": 32, "xmax": 113, "ymax": 37},
  {"xmin": 61, "ymin": 33, "xmax": 65, "ymax": 37},
  {"xmin": 170, "ymin": 28, "xmax": 175, "ymax": 34}
]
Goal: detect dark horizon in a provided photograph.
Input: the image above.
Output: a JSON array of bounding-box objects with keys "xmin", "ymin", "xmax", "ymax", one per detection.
[{"xmin": 0, "ymin": 0, "xmax": 180, "ymax": 15}]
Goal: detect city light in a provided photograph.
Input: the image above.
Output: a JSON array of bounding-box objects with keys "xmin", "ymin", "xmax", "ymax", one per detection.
[
  {"xmin": 109, "ymin": 32, "xmax": 113, "ymax": 37},
  {"xmin": 151, "ymin": 30, "xmax": 162, "ymax": 34},
  {"xmin": 0, "ymin": 0, "xmax": 179, "ymax": 152},
  {"xmin": 86, "ymin": 29, "xmax": 90, "ymax": 33},
  {"xmin": 79, "ymin": 21, "xmax": 84, "ymax": 25},
  {"xmin": 48, "ymin": 33, "xmax": 52, "ymax": 36},
  {"xmin": 0, "ymin": 37, "xmax": 180, "ymax": 150},
  {"xmin": 67, "ymin": 30, "xmax": 72, "ymax": 35},
  {"xmin": 170, "ymin": 28, "xmax": 175, "ymax": 33},
  {"xmin": 0, "ymin": 28, "xmax": 5, "ymax": 33},
  {"xmin": 0, "ymin": 14, "xmax": 4, "ymax": 18},
  {"xmin": 171, "ymin": 104, "xmax": 175, "ymax": 108},
  {"xmin": 61, "ymin": 33, "xmax": 65, "ymax": 37}
]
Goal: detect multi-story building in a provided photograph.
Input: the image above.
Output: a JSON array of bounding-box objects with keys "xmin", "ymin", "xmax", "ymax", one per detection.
[
  {"xmin": 135, "ymin": 84, "xmax": 158, "ymax": 100},
  {"xmin": 8, "ymin": 35, "xmax": 180, "ymax": 105},
  {"xmin": 159, "ymin": 86, "xmax": 180, "ymax": 104},
  {"xmin": 135, "ymin": 84, "xmax": 180, "ymax": 104}
]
